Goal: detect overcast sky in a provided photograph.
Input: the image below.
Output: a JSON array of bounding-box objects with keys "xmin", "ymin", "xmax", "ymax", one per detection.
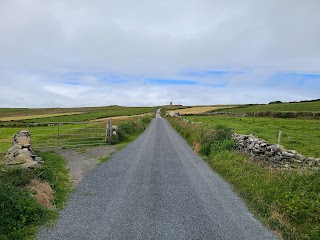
[{"xmin": 0, "ymin": 0, "xmax": 319, "ymax": 107}]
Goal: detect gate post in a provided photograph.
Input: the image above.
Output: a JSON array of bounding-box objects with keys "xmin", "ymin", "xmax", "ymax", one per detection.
[
  {"xmin": 278, "ymin": 131, "xmax": 282, "ymax": 145},
  {"xmin": 108, "ymin": 118, "xmax": 112, "ymax": 144}
]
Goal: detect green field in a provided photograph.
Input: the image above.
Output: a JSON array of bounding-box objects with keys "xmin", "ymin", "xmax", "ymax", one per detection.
[
  {"xmin": 184, "ymin": 115, "xmax": 320, "ymax": 158},
  {"xmin": 0, "ymin": 107, "xmax": 83, "ymax": 118},
  {"xmin": 0, "ymin": 106, "xmax": 155, "ymax": 159},
  {"xmin": 0, "ymin": 106, "xmax": 155, "ymax": 123},
  {"xmin": 220, "ymin": 101, "xmax": 320, "ymax": 114},
  {"xmin": 0, "ymin": 127, "xmax": 22, "ymax": 156}
]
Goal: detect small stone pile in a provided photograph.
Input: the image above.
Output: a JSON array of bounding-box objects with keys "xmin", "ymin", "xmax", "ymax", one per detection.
[
  {"xmin": 167, "ymin": 112, "xmax": 180, "ymax": 117},
  {"xmin": 5, "ymin": 130, "xmax": 43, "ymax": 168},
  {"xmin": 232, "ymin": 133, "xmax": 320, "ymax": 168},
  {"xmin": 112, "ymin": 126, "xmax": 118, "ymax": 135}
]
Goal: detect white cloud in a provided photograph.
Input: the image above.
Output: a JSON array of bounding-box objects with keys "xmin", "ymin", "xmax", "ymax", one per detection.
[{"xmin": 0, "ymin": 0, "xmax": 319, "ymax": 107}]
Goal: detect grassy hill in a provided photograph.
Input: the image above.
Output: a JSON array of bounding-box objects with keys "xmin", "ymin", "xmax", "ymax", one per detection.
[
  {"xmin": 225, "ymin": 101, "xmax": 320, "ymax": 114},
  {"xmin": 0, "ymin": 106, "xmax": 155, "ymax": 125},
  {"xmin": 201, "ymin": 101, "xmax": 320, "ymax": 119}
]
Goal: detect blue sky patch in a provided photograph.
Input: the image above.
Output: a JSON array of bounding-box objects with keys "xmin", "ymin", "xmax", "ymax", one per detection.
[
  {"xmin": 269, "ymin": 72, "xmax": 320, "ymax": 88},
  {"xmin": 182, "ymin": 69, "xmax": 245, "ymax": 78},
  {"xmin": 58, "ymin": 72, "xmax": 128, "ymax": 84},
  {"xmin": 147, "ymin": 78, "xmax": 198, "ymax": 85},
  {"xmin": 203, "ymin": 83, "xmax": 226, "ymax": 88},
  {"xmin": 147, "ymin": 78, "xmax": 226, "ymax": 88},
  {"xmin": 63, "ymin": 81, "xmax": 82, "ymax": 85}
]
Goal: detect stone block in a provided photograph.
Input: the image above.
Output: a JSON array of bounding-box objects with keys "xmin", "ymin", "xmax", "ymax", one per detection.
[{"xmin": 282, "ymin": 152, "xmax": 295, "ymax": 158}]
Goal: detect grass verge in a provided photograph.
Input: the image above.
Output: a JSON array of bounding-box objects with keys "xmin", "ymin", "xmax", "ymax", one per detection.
[
  {"xmin": 109, "ymin": 114, "xmax": 153, "ymax": 145},
  {"xmin": 0, "ymin": 152, "xmax": 72, "ymax": 240},
  {"xmin": 168, "ymin": 116, "xmax": 320, "ymax": 240}
]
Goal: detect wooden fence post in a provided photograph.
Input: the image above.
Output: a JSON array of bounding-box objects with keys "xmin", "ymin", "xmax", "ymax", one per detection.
[
  {"xmin": 104, "ymin": 122, "xmax": 109, "ymax": 143},
  {"xmin": 57, "ymin": 124, "xmax": 60, "ymax": 147},
  {"xmin": 278, "ymin": 131, "xmax": 282, "ymax": 145}
]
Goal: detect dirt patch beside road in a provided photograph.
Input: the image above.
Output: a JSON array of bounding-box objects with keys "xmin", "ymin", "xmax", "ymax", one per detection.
[{"xmin": 53, "ymin": 145, "xmax": 116, "ymax": 187}]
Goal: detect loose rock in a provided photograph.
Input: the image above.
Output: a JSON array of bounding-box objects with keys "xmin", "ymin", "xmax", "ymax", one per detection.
[{"xmin": 4, "ymin": 130, "xmax": 43, "ymax": 168}]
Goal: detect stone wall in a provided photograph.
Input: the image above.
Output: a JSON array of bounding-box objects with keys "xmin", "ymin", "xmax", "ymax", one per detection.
[
  {"xmin": 5, "ymin": 130, "xmax": 43, "ymax": 168},
  {"xmin": 232, "ymin": 133, "xmax": 320, "ymax": 168}
]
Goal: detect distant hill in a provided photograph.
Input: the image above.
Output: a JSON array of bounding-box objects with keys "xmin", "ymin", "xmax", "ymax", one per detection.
[{"xmin": 226, "ymin": 100, "xmax": 320, "ymax": 114}]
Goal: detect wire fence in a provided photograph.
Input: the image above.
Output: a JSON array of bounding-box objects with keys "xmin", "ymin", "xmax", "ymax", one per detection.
[{"xmin": 27, "ymin": 122, "xmax": 110, "ymax": 150}]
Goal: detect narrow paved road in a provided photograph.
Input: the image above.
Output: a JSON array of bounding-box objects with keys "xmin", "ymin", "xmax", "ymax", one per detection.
[{"xmin": 37, "ymin": 110, "xmax": 275, "ymax": 240}]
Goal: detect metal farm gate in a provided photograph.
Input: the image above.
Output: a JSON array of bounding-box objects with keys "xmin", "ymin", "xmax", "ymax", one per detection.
[{"xmin": 27, "ymin": 120, "xmax": 113, "ymax": 150}]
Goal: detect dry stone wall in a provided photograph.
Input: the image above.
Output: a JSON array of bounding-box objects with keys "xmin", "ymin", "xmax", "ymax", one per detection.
[
  {"xmin": 5, "ymin": 130, "xmax": 43, "ymax": 168},
  {"xmin": 232, "ymin": 133, "xmax": 320, "ymax": 168},
  {"xmin": 169, "ymin": 115, "xmax": 319, "ymax": 168}
]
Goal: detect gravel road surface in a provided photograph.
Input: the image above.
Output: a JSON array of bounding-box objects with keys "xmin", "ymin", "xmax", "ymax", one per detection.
[
  {"xmin": 37, "ymin": 110, "xmax": 275, "ymax": 239},
  {"xmin": 54, "ymin": 146, "xmax": 116, "ymax": 187}
]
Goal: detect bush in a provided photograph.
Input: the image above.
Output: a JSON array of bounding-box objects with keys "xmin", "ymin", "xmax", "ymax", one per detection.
[
  {"xmin": 199, "ymin": 125, "xmax": 233, "ymax": 156},
  {"xmin": 0, "ymin": 167, "xmax": 48, "ymax": 239},
  {"xmin": 210, "ymin": 139, "xmax": 235, "ymax": 153},
  {"xmin": 113, "ymin": 115, "xmax": 152, "ymax": 144},
  {"xmin": 269, "ymin": 101, "xmax": 283, "ymax": 104},
  {"xmin": 168, "ymin": 117, "xmax": 234, "ymax": 156}
]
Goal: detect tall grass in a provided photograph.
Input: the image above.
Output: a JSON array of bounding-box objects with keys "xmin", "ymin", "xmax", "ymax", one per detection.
[
  {"xmin": 112, "ymin": 114, "xmax": 153, "ymax": 144},
  {"xmin": 0, "ymin": 152, "xmax": 71, "ymax": 240},
  {"xmin": 168, "ymin": 116, "xmax": 320, "ymax": 240}
]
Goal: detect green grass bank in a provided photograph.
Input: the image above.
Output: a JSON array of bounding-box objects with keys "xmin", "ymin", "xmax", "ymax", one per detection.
[{"xmin": 168, "ymin": 116, "xmax": 320, "ymax": 240}]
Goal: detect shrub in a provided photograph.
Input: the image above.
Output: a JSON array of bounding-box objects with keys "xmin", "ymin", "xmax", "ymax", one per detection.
[
  {"xmin": 199, "ymin": 125, "xmax": 233, "ymax": 156},
  {"xmin": 0, "ymin": 167, "xmax": 48, "ymax": 239},
  {"xmin": 210, "ymin": 139, "xmax": 235, "ymax": 153},
  {"xmin": 109, "ymin": 134, "xmax": 120, "ymax": 144},
  {"xmin": 114, "ymin": 115, "xmax": 152, "ymax": 143},
  {"xmin": 268, "ymin": 101, "xmax": 283, "ymax": 104},
  {"xmin": 169, "ymin": 117, "xmax": 234, "ymax": 156}
]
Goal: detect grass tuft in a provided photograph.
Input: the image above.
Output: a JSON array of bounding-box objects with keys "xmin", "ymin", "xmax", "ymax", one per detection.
[{"xmin": 98, "ymin": 156, "xmax": 110, "ymax": 163}]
